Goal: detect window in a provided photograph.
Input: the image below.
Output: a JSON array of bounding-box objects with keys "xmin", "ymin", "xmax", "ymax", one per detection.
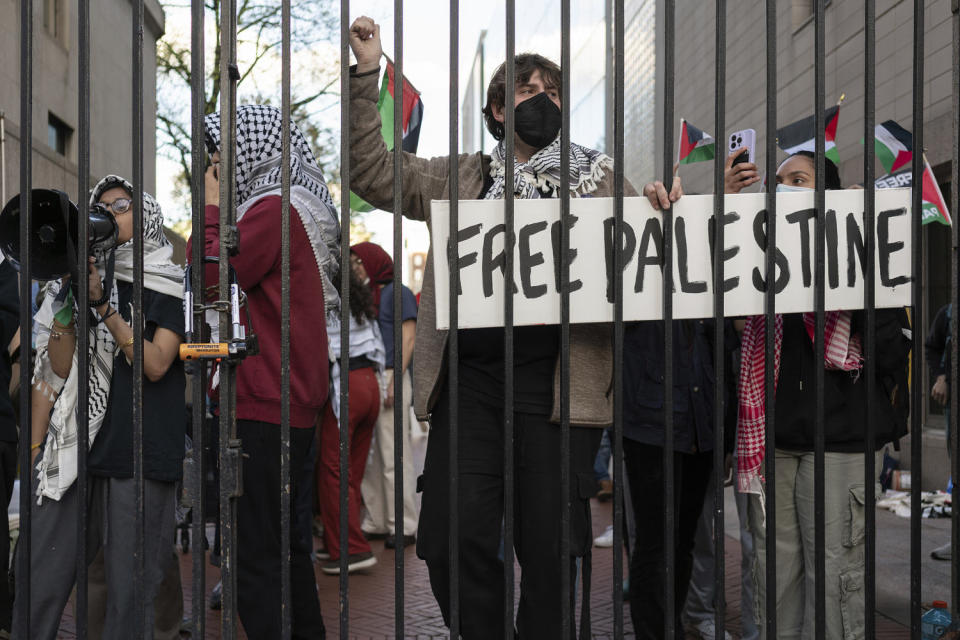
[
  {"xmin": 48, "ymin": 112, "xmax": 72, "ymax": 156},
  {"xmin": 43, "ymin": 0, "xmax": 68, "ymax": 47},
  {"xmin": 792, "ymin": 0, "xmax": 832, "ymax": 31}
]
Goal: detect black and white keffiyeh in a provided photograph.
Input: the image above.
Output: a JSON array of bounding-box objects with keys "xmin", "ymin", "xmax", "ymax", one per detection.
[
  {"xmin": 486, "ymin": 134, "xmax": 613, "ymax": 200},
  {"xmin": 204, "ymin": 106, "xmax": 341, "ymax": 316},
  {"xmin": 33, "ymin": 176, "xmax": 184, "ymax": 501}
]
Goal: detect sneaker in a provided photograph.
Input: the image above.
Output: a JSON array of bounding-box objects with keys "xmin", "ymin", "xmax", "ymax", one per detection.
[
  {"xmin": 385, "ymin": 534, "xmax": 416, "ymax": 549},
  {"xmin": 931, "ymin": 542, "xmax": 953, "ymax": 561},
  {"xmin": 315, "ymin": 548, "xmax": 331, "ymax": 561},
  {"xmin": 597, "ymin": 479, "xmax": 613, "ymax": 502},
  {"xmin": 209, "ymin": 580, "xmax": 222, "ymax": 610},
  {"xmin": 321, "ymin": 551, "xmax": 378, "ymax": 575},
  {"xmin": 593, "ymin": 525, "xmax": 614, "ymax": 548},
  {"xmin": 692, "ymin": 618, "xmax": 733, "ymax": 640}
]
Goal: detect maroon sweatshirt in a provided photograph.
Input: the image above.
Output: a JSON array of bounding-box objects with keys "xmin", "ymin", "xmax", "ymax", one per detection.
[{"xmin": 188, "ymin": 196, "xmax": 329, "ymax": 428}]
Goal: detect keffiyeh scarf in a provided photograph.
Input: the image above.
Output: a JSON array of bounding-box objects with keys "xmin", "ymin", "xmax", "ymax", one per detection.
[
  {"xmin": 486, "ymin": 134, "xmax": 613, "ymax": 200},
  {"xmin": 736, "ymin": 311, "xmax": 864, "ymax": 495},
  {"xmin": 33, "ymin": 176, "xmax": 184, "ymax": 502},
  {"xmin": 204, "ymin": 105, "xmax": 341, "ymax": 319}
]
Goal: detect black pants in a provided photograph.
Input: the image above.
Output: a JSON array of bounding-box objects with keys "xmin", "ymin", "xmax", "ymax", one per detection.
[
  {"xmin": 624, "ymin": 439, "xmax": 713, "ymax": 640},
  {"xmin": 236, "ymin": 420, "xmax": 325, "ymax": 640},
  {"xmin": 417, "ymin": 387, "xmax": 602, "ymax": 640},
  {"xmin": 0, "ymin": 440, "xmax": 15, "ymax": 632}
]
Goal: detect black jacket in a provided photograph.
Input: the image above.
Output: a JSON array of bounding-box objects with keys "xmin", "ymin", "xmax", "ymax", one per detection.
[
  {"xmin": 925, "ymin": 303, "xmax": 950, "ymax": 382},
  {"xmin": 774, "ymin": 310, "xmax": 910, "ymax": 453},
  {"xmin": 623, "ymin": 319, "xmax": 738, "ymax": 454},
  {"xmin": 0, "ymin": 260, "xmax": 19, "ymax": 443}
]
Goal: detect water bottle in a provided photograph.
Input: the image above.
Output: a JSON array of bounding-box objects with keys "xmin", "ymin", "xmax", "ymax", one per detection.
[{"xmin": 922, "ymin": 601, "xmax": 952, "ymax": 640}]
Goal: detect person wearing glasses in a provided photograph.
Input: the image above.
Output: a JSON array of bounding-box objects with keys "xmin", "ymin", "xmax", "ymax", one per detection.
[{"xmin": 14, "ymin": 176, "xmax": 186, "ymax": 640}]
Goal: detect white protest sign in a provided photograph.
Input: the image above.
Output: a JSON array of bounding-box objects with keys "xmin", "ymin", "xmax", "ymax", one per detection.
[{"xmin": 430, "ymin": 190, "xmax": 912, "ymax": 330}]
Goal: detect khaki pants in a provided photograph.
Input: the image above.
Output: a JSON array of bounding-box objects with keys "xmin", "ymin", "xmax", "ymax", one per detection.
[
  {"xmin": 748, "ymin": 450, "xmax": 872, "ymax": 640},
  {"xmin": 361, "ymin": 369, "xmax": 418, "ymax": 536}
]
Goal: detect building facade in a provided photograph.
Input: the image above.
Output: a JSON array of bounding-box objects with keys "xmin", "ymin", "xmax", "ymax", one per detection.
[{"xmin": 0, "ymin": 0, "xmax": 165, "ymax": 209}]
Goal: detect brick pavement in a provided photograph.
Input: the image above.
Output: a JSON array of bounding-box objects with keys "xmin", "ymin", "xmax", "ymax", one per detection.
[{"xmin": 55, "ymin": 499, "xmax": 912, "ymax": 639}]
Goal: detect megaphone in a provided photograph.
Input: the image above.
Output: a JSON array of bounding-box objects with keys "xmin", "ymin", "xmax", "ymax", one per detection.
[{"xmin": 0, "ymin": 188, "xmax": 119, "ymax": 280}]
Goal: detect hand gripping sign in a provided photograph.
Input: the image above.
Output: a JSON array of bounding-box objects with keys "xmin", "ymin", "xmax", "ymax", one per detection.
[{"xmin": 430, "ymin": 189, "xmax": 912, "ymax": 329}]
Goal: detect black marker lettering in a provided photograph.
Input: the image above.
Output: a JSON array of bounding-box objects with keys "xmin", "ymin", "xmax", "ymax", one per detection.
[
  {"xmin": 481, "ymin": 223, "xmax": 518, "ymax": 297},
  {"xmin": 707, "ymin": 211, "xmax": 741, "ymax": 293},
  {"xmin": 551, "ymin": 214, "xmax": 583, "ymax": 295},
  {"xmin": 846, "ymin": 212, "xmax": 866, "ymax": 288},
  {"xmin": 751, "ymin": 209, "xmax": 791, "ymax": 294},
  {"xmin": 878, "ymin": 207, "xmax": 910, "ymax": 287},
  {"xmin": 519, "ymin": 221, "xmax": 549, "ymax": 299},
  {"xmin": 825, "ymin": 210, "xmax": 839, "ymax": 290},
  {"xmin": 785, "ymin": 208, "xmax": 816, "ymax": 287},
  {"xmin": 675, "ymin": 216, "xmax": 707, "ymax": 293},
  {"xmin": 634, "ymin": 217, "xmax": 664, "ymax": 293},
  {"xmin": 603, "ymin": 217, "xmax": 637, "ymax": 303},
  {"xmin": 454, "ymin": 223, "xmax": 482, "ymax": 296}
]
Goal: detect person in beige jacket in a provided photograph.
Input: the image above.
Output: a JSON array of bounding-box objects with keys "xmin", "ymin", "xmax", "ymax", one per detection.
[{"xmin": 349, "ymin": 16, "xmax": 681, "ymax": 639}]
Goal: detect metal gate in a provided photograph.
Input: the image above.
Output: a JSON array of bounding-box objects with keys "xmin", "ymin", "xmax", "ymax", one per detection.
[{"xmin": 7, "ymin": 0, "xmax": 960, "ymax": 638}]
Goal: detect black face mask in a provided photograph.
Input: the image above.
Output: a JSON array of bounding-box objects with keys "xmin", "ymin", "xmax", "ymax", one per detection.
[{"xmin": 513, "ymin": 91, "xmax": 561, "ymax": 150}]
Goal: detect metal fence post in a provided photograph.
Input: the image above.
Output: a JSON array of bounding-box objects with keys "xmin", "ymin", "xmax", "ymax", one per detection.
[
  {"xmin": 661, "ymin": 2, "xmax": 676, "ymax": 637},
  {"xmin": 187, "ymin": 0, "xmax": 207, "ymax": 636},
  {"xmin": 910, "ymin": 1, "xmax": 926, "ymax": 635},
  {"xmin": 75, "ymin": 0, "xmax": 91, "ymax": 635},
  {"xmin": 15, "ymin": 0, "xmax": 33, "ymax": 634}
]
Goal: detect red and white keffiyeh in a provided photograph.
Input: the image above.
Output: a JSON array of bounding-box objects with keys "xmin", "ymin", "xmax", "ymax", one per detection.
[{"xmin": 736, "ymin": 311, "xmax": 864, "ymax": 494}]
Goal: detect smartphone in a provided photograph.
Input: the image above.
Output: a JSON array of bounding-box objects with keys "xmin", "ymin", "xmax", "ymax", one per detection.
[{"xmin": 729, "ymin": 128, "xmax": 756, "ymax": 165}]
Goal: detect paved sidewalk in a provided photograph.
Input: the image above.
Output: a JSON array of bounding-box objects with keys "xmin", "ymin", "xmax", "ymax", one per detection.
[{"xmin": 54, "ymin": 490, "xmax": 924, "ymax": 638}]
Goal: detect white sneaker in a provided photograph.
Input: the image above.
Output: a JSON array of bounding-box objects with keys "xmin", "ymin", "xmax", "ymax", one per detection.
[
  {"xmin": 593, "ymin": 525, "xmax": 614, "ymax": 548},
  {"xmin": 692, "ymin": 618, "xmax": 733, "ymax": 640}
]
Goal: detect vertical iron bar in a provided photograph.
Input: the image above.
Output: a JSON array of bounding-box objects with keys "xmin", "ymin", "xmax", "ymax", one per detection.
[
  {"xmin": 15, "ymin": 0, "xmax": 32, "ymax": 633},
  {"xmin": 711, "ymin": 2, "xmax": 726, "ymax": 638},
  {"xmin": 392, "ymin": 2, "xmax": 405, "ymax": 637},
  {"xmin": 131, "ymin": 0, "xmax": 147, "ymax": 633},
  {"xmin": 662, "ymin": 1, "xmax": 676, "ymax": 637},
  {"xmin": 75, "ymin": 0, "xmax": 91, "ymax": 635},
  {"xmin": 218, "ymin": 0, "xmax": 240, "ymax": 633},
  {"xmin": 338, "ymin": 3, "xmax": 351, "ymax": 635},
  {"xmin": 447, "ymin": 0, "xmax": 461, "ymax": 636},
  {"xmin": 279, "ymin": 0, "xmax": 292, "ymax": 635},
  {"xmin": 612, "ymin": 0, "xmax": 625, "ymax": 635},
  {"xmin": 862, "ymin": 0, "xmax": 877, "ymax": 637},
  {"xmin": 188, "ymin": 0, "xmax": 207, "ymax": 633},
  {"xmin": 951, "ymin": 0, "xmax": 960, "ymax": 620},
  {"xmin": 909, "ymin": 0, "xmax": 925, "ymax": 635},
  {"xmin": 502, "ymin": 1, "xmax": 516, "ymax": 634},
  {"xmin": 763, "ymin": 0, "xmax": 778, "ymax": 636},
  {"xmin": 559, "ymin": 0, "xmax": 572, "ymax": 634},
  {"xmin": 813, "ymin": 0, "xmax": 827, "ymax": 635}
]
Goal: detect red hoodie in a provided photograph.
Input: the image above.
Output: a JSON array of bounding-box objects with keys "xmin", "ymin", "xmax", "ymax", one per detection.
[{"xmin": 188, "ymin": 195, "xmax": 329, "ymax": 428}]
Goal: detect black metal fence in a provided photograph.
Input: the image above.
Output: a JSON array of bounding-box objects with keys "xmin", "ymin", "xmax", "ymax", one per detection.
[{"xmin": 7, "ymin": 0, "xmax": 960, "ymax": 638}]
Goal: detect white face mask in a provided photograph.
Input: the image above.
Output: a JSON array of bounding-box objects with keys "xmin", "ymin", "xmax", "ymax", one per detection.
[{"xmin": 776, "ymin": 183, "xmax": 812, "ymax": 193}]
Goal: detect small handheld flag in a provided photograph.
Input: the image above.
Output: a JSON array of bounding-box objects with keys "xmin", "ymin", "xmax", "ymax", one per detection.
[
  {"xmin": 874, "ymin": 120, "xmax": 914, "ymax": 174},
  {"xmin": 776, "ymin": 105, "xmax": 840, "ymax": 164},
  {"xmin": 677, "ymin": 119, "xmax": 715, "ymax": 166}
]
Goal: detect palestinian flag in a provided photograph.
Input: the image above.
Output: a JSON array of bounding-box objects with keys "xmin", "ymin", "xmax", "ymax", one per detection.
[
  {"xmin": 874, "ymin": 120, "xmax": 913, "ymax": 174},
  {"xmin": 677, "ymin": 119, "xmax": 715, "ymax": 165},
  {"xmin": 776, "ymin": 105, "xmax": 840, "ymax": 164},
  {"xmin": 874, "ymin": 154, "xmax": 951, "ymax": 226},
  {"xmin": 350, "ymin": 60, "xmax": 424, "ymax": 212}
]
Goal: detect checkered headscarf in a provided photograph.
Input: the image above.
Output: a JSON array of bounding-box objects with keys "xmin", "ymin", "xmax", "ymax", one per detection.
[
  {"xmin": 205, "ymin": 104, "xmax": 336, "ymax": 210},
  {"xmin": 204, "ymin": 105, "xmax": 341, "ymax": 315}
]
